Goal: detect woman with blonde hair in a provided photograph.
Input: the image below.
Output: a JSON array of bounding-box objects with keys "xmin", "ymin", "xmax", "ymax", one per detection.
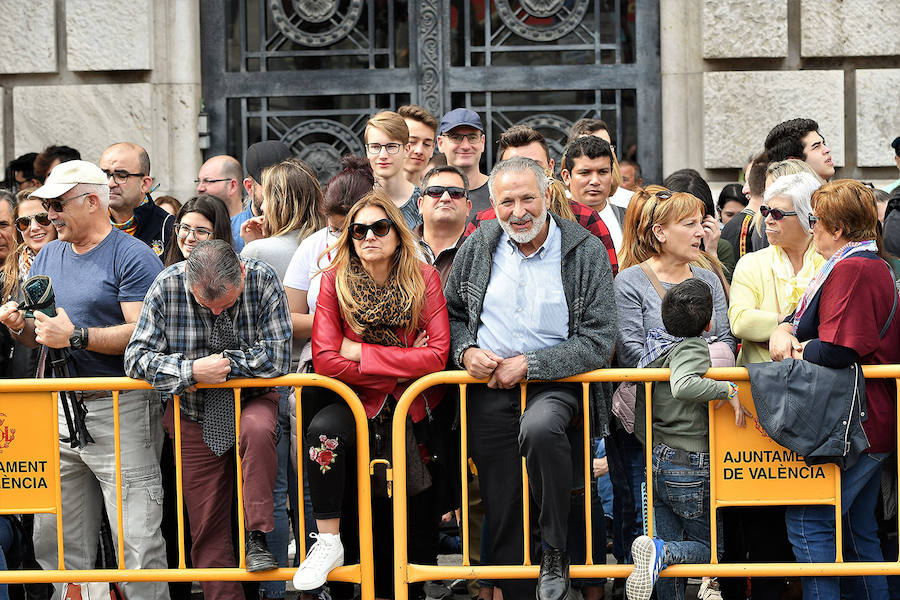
[
  {"xmin": 241, "ymin": 157, "xmax": 325, "ymax": 278},
  {"xmin": 2, "ymin": 189, "xmax": 57, "ymax": 303},
  {"xmin": 292, "ymin": 190, "xmax": 449, "ymax": 599}
]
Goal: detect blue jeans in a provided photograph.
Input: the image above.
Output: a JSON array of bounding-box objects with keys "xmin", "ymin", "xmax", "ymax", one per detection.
[
  {"xmin": 652, "ymin": 443, "xmax": 722, "ymax": 600},
  {"xmin": 785, "ymin": 452, "xmax": 890, "ymax": 600},
  {"xmin": 260, "ymin": 388, "xmax": 301, "ymax": 598}
]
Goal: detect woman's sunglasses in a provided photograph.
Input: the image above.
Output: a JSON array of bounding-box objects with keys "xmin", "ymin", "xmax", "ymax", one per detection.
[
  {"xmin": 759, "ymin": 205, "xmax": 797, "ymax": 221},
  {"xmin": 15, "ymin": 212, "xmax": 52, "ymax": 232},
  {"xmin": 349, "ymin": 218, "xmax": 393, "ymax": 240}
]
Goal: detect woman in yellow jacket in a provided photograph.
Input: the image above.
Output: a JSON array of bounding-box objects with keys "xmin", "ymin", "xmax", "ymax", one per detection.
[{"xmin": 728, "ymin": 172, "xmax": 825, "ymax": 365}]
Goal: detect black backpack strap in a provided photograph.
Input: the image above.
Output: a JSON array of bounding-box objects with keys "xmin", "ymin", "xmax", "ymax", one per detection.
[{"xmin": 879, "ymin": 260, "xmax": 898, "ymax": 339}]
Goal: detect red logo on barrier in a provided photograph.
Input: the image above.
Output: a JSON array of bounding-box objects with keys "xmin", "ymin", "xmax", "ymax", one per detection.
[{"xmin": 0, "ymin": 412, "xmax": 16, "ymax": 452}]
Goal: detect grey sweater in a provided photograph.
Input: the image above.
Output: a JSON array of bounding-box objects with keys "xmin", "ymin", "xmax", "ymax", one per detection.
[
  {"xmin": 614, "ymin": 264, "xmax": 736, "ymax": 368},
  {"xmin": 444, "ymin": 214, "xmax": 618, "ymax": 436}
]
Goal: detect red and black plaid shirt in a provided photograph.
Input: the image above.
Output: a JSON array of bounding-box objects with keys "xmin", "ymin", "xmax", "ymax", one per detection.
[{"xmin": 464, "ymin": 200, "xmax": 619, "ymax": 275}]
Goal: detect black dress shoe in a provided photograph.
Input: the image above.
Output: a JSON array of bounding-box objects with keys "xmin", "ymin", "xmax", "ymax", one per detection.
[
  {"xmin": 245, "ymin": 530, "xmax": 278, "ymax": 572},
  {"xmin": 536, "ymin": 547, "xmax": 570, "ymax": 600}
]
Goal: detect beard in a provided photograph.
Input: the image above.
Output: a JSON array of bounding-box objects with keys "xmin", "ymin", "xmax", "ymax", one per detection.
[{"xmin": 498, "ymin": 206, "xmax": 548, "ymax": 244}]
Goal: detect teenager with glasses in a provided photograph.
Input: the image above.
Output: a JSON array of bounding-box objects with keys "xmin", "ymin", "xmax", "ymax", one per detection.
[
  {"xmin": 292, "ymin": 191, "xmax": 449, "ymax": 599},
  {"xmin": 164, "ymin": 195, "xmax": 232, "ymax": 266},
  {"xmin": 364, "ymin": 111, "xmax": 422, "ymax": 233}
]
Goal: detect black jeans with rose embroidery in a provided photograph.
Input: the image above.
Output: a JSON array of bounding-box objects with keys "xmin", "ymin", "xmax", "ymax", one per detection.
[{"xmin": 306, "ymin": 400, "xmax": 356, "ymax": 519}]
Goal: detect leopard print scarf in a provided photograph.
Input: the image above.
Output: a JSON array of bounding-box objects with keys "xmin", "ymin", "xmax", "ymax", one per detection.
[{"xmin": 347, "ymin": 257, "xmax": 411, "ymax": 347}]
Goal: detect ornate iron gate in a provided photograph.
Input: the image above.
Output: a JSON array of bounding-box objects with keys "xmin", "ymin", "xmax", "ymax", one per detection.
[{"xmin": 200, "ymin": 0, "xmax": 661, "ymax": 183}]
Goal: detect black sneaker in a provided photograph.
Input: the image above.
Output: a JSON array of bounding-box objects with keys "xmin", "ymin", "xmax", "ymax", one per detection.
[{"xmin": 246, "ymin": 530, "xmax": 278, "ymax": 572}]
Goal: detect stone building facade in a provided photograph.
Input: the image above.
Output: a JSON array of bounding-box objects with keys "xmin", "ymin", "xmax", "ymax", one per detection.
[{"xmin": 1, "ymin": 1, "xmax": 898, "ymax": 198}]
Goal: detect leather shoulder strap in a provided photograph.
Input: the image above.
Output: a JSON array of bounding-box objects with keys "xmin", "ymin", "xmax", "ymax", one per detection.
[{"xmin": 639, "ymin": 261, "xmax": 667, "ymax": 300}]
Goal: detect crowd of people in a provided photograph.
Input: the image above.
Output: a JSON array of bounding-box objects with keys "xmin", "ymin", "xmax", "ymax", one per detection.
[{"xmin": 0, "ymin": 109, "xmax": 899, "ymax": 600}]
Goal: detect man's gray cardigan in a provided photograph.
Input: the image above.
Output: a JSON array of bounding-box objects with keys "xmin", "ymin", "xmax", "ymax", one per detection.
[{"xmin": 444, "ymin": 213, "xmax": 617, "ymax": 437}]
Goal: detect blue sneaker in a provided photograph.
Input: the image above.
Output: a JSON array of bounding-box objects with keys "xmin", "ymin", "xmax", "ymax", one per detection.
[{"xmin": 626, "ymin": 535, "xmax": 666, "ymax": 600}]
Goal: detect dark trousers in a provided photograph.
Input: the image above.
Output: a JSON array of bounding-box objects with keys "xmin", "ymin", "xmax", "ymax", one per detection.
[
  {"xmin": 162, "ymin": 391, "xmax": 278, "ymax": 600},
  {"xmin": 468, "ymin": 383, "xmax": 580, "ymax": 597}
]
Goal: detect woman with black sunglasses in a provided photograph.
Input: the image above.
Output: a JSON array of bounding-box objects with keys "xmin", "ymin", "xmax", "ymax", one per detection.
[
  {"xmin": 293, "ymin": 190, "xmax": 449, "ymax": 599},
  {"xmin": 2, "ymin": 189, "xmax": 58, "ymax": 304},
  {"xmin": 728, "ymin": 172, "xmax": 824, "ymax": 366}
]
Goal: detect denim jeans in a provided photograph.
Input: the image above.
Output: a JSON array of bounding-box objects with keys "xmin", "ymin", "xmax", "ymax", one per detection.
[
  {"xmin": 33, "ymin": 390, "xmax": 169, "ymax": 600},
  {"xmin": 260, "ymin": 388, "xmax": 301, "ymax": 599},
  {"xmin": 785, "ymin": 452, "xmax": 890, "ymax": 600},
  {"xmin": 607, "ymin": 427, "xmax": 645, "ymax": 562},
  {"xmin": 652, "ymin": 443, "xmax": 722, "ymax": 600}
]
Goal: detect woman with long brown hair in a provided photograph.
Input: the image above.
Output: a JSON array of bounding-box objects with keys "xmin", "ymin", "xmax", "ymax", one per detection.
[{"xmin": 292, "ymin": 190, "xmax": 449, "ymax": 599}]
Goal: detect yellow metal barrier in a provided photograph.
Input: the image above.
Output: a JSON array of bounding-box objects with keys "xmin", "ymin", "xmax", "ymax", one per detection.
[
  {"xmin": 390, "ymin": 367, "xmax": 900, "ymax": 599},
  {"xmin": 0, "ymin": 374, "xmax": 375, "ymax": 599}
]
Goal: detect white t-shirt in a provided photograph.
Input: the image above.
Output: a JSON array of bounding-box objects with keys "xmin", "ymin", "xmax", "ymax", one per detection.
[
  {"xmin": 283, "ymin": 226, "xmax": 339, "ymax": 314},
  {"xmin": 598, "ymin": 202, "xmax": 624, "ymax": 253},
  {"xmin": 609, "ymin": 186, "xmax": 634, "ymax": 209}
]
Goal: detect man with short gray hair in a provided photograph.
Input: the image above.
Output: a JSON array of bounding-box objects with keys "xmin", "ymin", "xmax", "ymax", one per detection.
[
  {"xmin": 125, "ymin": 239, "xmax": 292, "ymax": 600},
  {"xmin": 445, "ymin": 156, "xmax": 617, "ymax": 600},
  {"xmin": 0, "ymin": 160, "xmax": 169, "ymax": 600}
]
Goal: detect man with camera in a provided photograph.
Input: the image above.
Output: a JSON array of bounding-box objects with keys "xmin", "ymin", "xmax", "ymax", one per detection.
[{"xmin": 0, "ymin": 160, "xmax": 169, "ymax": 600}]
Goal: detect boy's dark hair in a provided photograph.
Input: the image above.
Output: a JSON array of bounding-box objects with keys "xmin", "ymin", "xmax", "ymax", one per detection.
[
  {"xmin": 747, "ymin": 151, "xmax": 769, "ymax": 197},
  {"xmin": 764, "ymin": 118, "xmax": 819, "ymax": 163},
  {"xmin": 33, "ymin": 145, "xmax": 81, "ymax": 182},
  {"xmin": 562, "ymin": 135, "xmax": 613, "ymax": 173},
  {"xmin": 497, "ymin": 125, "xmax": 550, "ymax": 164},
  {"xmin": 661, "ymin": 278, "xmax": 713, "ymax": 338}
]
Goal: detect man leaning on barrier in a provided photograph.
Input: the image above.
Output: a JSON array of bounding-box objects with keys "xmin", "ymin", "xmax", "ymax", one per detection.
[
  {"xmin": 444, "ymin": 156, "xmax": 617, "ymax": 600},
  {"xmin": 125, "ymin": 239, "xmax": 292, "ymax": 600},
  {"xmin": 0, "ymin": 160, "xmax": 169, "ymax": 600}
]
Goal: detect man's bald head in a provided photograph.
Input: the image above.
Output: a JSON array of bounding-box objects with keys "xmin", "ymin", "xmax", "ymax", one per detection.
[
  {"xmin": 196, "ymin": 154, "xmax": 244, "ymax": 215},
  {"xmin": 103, "ymin": 142, "xmax": 150, "ymax": 175}
]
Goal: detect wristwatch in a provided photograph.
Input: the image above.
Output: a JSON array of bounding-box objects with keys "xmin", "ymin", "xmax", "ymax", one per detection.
[{"xmin": 69, "ymin": 327, "xmax": 89, "ymax": 350}]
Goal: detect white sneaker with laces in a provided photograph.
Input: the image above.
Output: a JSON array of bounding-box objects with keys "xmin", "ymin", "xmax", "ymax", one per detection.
[
  {"xmin": 292, "ymin": 533, "xmax": 344, "ymax": 591},
  {"xmin": 698, "ymin": 577, "xmax": 723, "ymax": 600}
]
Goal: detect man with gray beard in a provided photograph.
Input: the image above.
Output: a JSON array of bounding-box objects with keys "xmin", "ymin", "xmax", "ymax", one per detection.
[{"xmin": 444, "ymin": 157, "xmax": 617, "ymax": 600}]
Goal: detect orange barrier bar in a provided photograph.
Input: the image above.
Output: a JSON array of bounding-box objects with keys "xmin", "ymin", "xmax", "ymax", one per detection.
[
  {"xmin": 391, "ymin": 367, "xmax": 900, "ymax": 599},
  {"xmin": 0, "ymin": 374, "xmax": 375, "ymax": 600}
]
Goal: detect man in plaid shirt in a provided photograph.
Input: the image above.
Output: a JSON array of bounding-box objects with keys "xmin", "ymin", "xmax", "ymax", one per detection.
[{"xmin": 125, "ymin": 239, "xmax": 292, "ymax": 599}]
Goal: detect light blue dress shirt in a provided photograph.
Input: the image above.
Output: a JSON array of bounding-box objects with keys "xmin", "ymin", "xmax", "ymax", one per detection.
[{"xmin": 477, "ymin": 217, "xmax": 569, "ymax": 359}]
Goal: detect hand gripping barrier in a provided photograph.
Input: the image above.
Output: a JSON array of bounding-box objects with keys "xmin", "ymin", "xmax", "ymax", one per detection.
[
  {"xmin": 390, "ymin": 366, "xmax": 900, "ymax": 600},
  {"xmin": 0, "ymin": 374, "xmax": 375, "ymax": 600}
]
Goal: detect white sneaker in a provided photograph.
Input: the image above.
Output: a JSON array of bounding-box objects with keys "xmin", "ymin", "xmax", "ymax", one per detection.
[
  {"xmin": 698, "ymin": 577, "xmax": 723, "ymax": 600},
  {"xmin": 292, "ymin": 533, "xmax": 344, "ymax": 591}
]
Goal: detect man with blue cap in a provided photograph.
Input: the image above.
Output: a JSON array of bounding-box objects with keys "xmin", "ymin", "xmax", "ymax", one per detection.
[{"xmin": 437, "ymin": 108, "xmax": 490, "ymax": 222}]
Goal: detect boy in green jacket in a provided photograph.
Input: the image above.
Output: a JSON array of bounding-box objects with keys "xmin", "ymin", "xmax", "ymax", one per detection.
[{"xmin": 626, "ymin": 278, "xmax": 746, "ymax": 600}]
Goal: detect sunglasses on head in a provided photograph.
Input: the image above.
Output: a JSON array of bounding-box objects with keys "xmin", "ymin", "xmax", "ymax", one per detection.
[
  {"xmin": 15, "ymin": 212, "xmax": 52, "ymax": 231},
  {"xmin": 423, "ymin": 185, "xmax": 466, "ymax": 200},
  {"xmin": 759, "ymin": 205, "xmax": 798, "ymax": 221},
  {"xmin": 647, "ymin": 190, "xmax": 673, "ymax": 231},
  {"xmin": 349, "ymin": 218, "xmax": 393, "ymax": 240}
]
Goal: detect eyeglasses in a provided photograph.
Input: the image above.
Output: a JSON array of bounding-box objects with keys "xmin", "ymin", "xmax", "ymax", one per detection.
[
  {"xmin": 194, "ymin": 177, "xmax": 232, "ymax": 186},
  {"xmin": 15, "ymin": 212, "xmax": 52, "ymax": 231},
  {"xmin": 102, "ymin": 169, "xmax": 145, "ymax": 185},
  {"xmin": 365, "ymin": 143, "xmax": 403, "ymax": 155},
  {"xmin": 42, "ymin": 191, "xmax": 91, "ymax": 213},
  {"xmin": 423, "ymin": 185, "xmax": 467, "ymax": 200},
  {"xmin": 349, "ymin": 218, "xmax": 393, "ymax": 240},
  {"xmin": 808, "ymin": 214, "xmax": 819, "ymax": 229},
  {"xmin": 176, "ymin": 223, "xmax": 213, "ymax": 241},
  {"xmin": 647, "ymin": 190, "xmax": 672, "ymax": 231},
  {"xmin": 759, "ymin": 205, "xmax": 798, "ymax": 221},
  {"xmin": 443, "ymin": 133, "xmax": 482, "ymax": 145}
]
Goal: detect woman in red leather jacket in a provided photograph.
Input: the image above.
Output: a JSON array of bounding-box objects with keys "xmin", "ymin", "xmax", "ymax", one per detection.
[{"xmin": 292, "ymin": 190, "xmax": 449, "ymax": 598}]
